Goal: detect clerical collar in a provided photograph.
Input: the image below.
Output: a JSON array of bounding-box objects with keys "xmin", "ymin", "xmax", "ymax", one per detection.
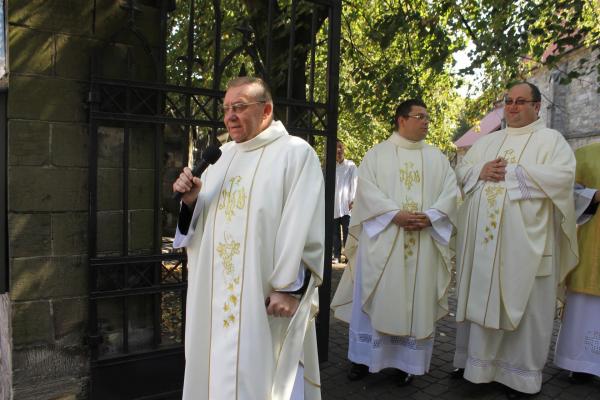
[
  {"xmin": 389, "ymin": 132, "xmax": 424, "ymax": 149},
  {"xmin": 505, "ymin": 118, "xmax": 545, "ymax": 136},
  {"xmin": 234, "ymin": 120, "xmax": 286, "ymax": 152}
]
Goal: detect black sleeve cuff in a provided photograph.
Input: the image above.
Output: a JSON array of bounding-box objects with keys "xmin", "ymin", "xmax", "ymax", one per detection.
[
  {"xmin": 584, "ymin": 199, "xmax": 599, "ymax": 216},
  {"xmin": 177, "ymin": 203, "xmax": 193, "ymax": 235},
  {"xmin": 287, "ymin": 270, "xmax": 312, "ymax": 296}
]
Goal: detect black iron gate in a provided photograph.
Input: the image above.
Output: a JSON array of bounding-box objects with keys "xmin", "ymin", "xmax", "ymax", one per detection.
[{"xmin": 87, "ymin": 1, "xmax": 340, "ymax": 398}]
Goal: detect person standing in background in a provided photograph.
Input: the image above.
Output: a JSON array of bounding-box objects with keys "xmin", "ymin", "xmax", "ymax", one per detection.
[{"xmin": 332, "ymin": 139, "xmax": 358, "ymax": 264}]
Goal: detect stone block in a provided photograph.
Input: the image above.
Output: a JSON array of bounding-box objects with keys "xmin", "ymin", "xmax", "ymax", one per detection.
[
  {"xmin": 8, "ymin": 213, "xmax": 52, "ymax": 258},
  {"xmin": 93, "ymin": 0, "xmax": 129, "ymax": 41},
  {"xmin": 52, "ymin": 298, "xmax": 87, "ymax": 340},
  {"xmin": 98, "ymin": 126, "xmax": 123, "ymax": 168},
  {"xmin": 94, "ymin": 1, "xmax": 161, "ymax": 47},
  {"xmin": 96, "ymin": 211, "xmax": 123, "ymax": 255},
  {"xmin": 10, "ymin": 256, "xmax": 87, "ymax": 302},
  {"xmin": 130, "ymin": 127, "xmax": 155, "ymax": 169},
  {"xmin": 133, "ymin": 5, "xmax": 162, "ymax": 48},
  {"xmin": 128, "ymin": 169, "xmax": 155, "ymax": 209},
  {"xmin": 8, "ymin": 76, "xmax": 86, "ymax": 123},
  {"xmin": 51, "ymin": 123, "xmax": 89, "ymax": 167},
  {"xmin": 9, "ymin": 167, "xmax": 87, "ymax": 212},
  {"xmin": 51, "ymin": 212, "xmax": 87, "ymax": 255},
  {"xmin": 12, "ymin": 346, "xmax": 87, "ymax": 396},
  {"xmin": 129, "ymin": 210, "xmax": 155, "ymax": 253},
  {"xmin": 8, "ymin": 26, "xmax": 54, "ymax": 75},
  {"xmin": 55, "ymin": 34, "xmax": 100, "ymax": 80},
  {"xmin": 11, "ymin": 301, "xmax": 53, "ymax": 346},
  {"xmin": 93, "ymin": 42, "xmax": 132, "ymax": 80},
  {"xmin": 8, "ymin": 120, "xmax": 50, "ymax": 166},
  {"xmin": 97, "ymin": 167, "xmax": 123, "ymax": 211},
  {"xmin": 9, "ymin": 0, "xmax": 93, "ymax": 36}
]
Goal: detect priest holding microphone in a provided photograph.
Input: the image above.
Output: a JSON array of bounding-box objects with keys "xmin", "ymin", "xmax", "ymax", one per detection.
[{"xmin": 172, "ymin": 77, "xmax": 325, "ymax": 400}]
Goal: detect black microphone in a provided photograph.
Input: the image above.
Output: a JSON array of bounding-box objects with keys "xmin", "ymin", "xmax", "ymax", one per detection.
[{"xmin": 173, "ymin": 145, "xmax": 222, "ymax": 202}]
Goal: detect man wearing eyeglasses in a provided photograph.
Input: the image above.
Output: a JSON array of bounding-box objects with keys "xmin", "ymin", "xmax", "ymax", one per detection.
[
  {"xmin": 453, "ymin": 82, "xmax": 578, "ymax": 398},
  {"xmin": 332, "ymin": 99, "xmax": 457, "ymax": 385},
  {"xmin": 172, "ymin": 77, "xmax": 324, "ymax": 400}
]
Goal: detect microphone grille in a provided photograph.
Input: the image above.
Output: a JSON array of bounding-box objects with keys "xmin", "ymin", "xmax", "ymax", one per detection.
[{"xmin": 203, "ymin": 146, "xmax": 222, "ymax": 164}]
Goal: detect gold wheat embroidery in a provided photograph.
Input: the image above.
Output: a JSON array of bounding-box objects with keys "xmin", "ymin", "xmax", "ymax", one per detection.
[
  {"xmin": 216, "ymin": 232, "xmax": 242, "ymax": 328},
  {"xmin": 482, "ymin": 184, "xmax": 504, "ymax": 244}
]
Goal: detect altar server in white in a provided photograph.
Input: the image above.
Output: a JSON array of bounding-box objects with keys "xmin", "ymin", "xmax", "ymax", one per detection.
[
  {"xmin": 172, "ymin": 77, "xmax": 324, "ymax": 400},
  {"xmin": 453, "ymin": 82, "xmax": 578, "ymax": 397},
  {"xmin": 331, "ymin": 99, "xmax": 457, "ymax": 385}
]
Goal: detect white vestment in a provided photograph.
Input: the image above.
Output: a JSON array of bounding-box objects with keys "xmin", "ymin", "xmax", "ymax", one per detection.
[
  {"xmin": 174, "ymin": 121, "xmax": 324, "ymax": 400},
  {"xmin": 554, "ymin": 186, "xmax": 600, "ymax": 376},
  {"xmin": 331, "ymin": 133, "xmax": 457, "ymax": 374},
  {"xmin": 453, "ymin": 118, "xmax": 578, "ymax": 394}
]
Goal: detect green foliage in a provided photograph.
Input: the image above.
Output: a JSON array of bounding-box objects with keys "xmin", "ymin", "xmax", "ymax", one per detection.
[
  {"xmin": 450, "ymin": 0, "xmax": 600, "ymax": 123},
  {"xmin": 337, "ymin": 0, "xmax": 465, "ymax": 162},
  {"xmin": 164, "ymin": 0, "xmax": 600, "ymax": 164}
]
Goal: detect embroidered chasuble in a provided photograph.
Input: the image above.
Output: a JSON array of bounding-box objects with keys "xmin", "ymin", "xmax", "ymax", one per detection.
[
  {"xmin": 331, "ymin": 133, "xmax": 457, "ymax": 339},
  {"xmin": 177, "ymin": 121, "xmax": 324, "ymax": 400},
  {"xmin": 566, "ymin": 143, "xmax": 600, "ymax": 296},
  {"xmin": 454, "ymin": 118, "xmax": 578, "ymax": 331}
]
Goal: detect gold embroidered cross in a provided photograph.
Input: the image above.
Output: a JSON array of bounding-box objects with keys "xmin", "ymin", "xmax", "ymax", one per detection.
[
  {"xmin": 399, "ymin": 162, "xmax": 421, "ymax": 190},
  {"xmin": 502, "ymin": 149, "xmax": 517, "ymax": 163},
  {"xmin": 218, "ymin": 176, "xmax": 247, "ymax": 222}
]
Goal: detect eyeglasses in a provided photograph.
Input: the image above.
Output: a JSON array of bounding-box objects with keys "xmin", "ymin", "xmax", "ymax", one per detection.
[
  {"xmin": 221, "ymin": 101, "xmax": 266, "ymax": 114},
  {"xmin": 504, "ymin": 98, "xmax": 539, "ymax": 106},
  {"xmin": 406, "ymin": 114, "xmax": 431, "ymax": 122}
]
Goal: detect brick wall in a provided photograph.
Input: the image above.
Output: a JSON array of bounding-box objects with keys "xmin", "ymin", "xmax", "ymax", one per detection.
[{"xmin": 3, "ymin": 1, "xmax": 163, "ymax": 398}]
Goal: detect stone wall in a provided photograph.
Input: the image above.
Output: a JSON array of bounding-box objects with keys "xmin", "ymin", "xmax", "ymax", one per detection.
[
  {"xmin": 529, "ymin": 46, "xmax": 600, "ymax": 150},
  {"xmin": 4, "ymin": 1, "xmax": 163, "ymax": 399}
]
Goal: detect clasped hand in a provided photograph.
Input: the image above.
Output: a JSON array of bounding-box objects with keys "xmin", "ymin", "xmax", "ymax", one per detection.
[
  {"xmin": 479, "ymin": 157, "xmax": 507, "ymax": 182},
  {"xmin": 266, "ymin": 292, "xmax": 300, "ymax": 318},
  {"xmin": 392, "ymin": 210, "xmax": 431, "ymax": 231}
]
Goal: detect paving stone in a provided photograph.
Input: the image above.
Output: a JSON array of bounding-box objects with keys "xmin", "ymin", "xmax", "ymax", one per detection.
[{"xmin": 321, "ymin": 268, "xmax": 600, "ymax": 400}]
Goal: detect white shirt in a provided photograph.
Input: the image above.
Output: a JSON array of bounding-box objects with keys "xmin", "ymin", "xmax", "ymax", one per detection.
[{"xmin": 334, "ymin": 159, "xmax": 358, "ymax": 218}]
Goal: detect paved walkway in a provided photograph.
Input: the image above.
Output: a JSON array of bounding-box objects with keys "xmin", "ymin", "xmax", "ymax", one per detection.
[{"xmin": 320, "ymin": 266, "xmax": 600, "ymax": 399}]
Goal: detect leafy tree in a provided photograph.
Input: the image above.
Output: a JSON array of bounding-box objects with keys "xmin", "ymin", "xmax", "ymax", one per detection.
[
  {"xmin": 335, "ymin": 0, "xmax": 466, "ymax": 162},
  {"xmin": 164, "ymin": 0, "xmax": 600, "ymax": 163},
  {"xmin": 451, "ymin": 0, "xmax": 600, "ymax": 128}
]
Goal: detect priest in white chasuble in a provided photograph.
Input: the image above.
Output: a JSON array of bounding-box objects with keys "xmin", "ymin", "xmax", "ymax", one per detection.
[
  {"xmin": 331, "ymin": 99, "xmax": 458, "ymax": 385},
  {"xmin": 172, "ymin": 77, "xmax": 324, "ymax": 400},
  {"xmin": 554, "ymin": 142, "xmax": 600, "ymax": 383},
  {"xmin": 453, "ymin": 82, "xmax": 578, "ymax": 397}
]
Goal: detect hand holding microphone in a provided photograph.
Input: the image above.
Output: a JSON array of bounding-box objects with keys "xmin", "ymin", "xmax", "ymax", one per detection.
[{"xmin": 172, "ymin": 145, "xmax": 222, "ymax": 206}]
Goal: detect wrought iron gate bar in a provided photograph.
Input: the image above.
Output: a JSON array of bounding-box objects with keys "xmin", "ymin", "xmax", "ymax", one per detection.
[
  {"xmin": 265, "ymin": 0, "xmax": 275, "ymax": 81},
  {"xmin": 90, "ymin": 254, "xmax": 185, "ymax": 265},
  {"xmin": 90, "ymin": 112, "xmax": 224, "ymax": 127},
  {"xmin": 91, "ymin": 77, "xmax": 225, "ymax": 96},
  {"xmin": 93, "ymin": 346, "xmax": 184, "ymax": 366},
  {"xmin": 286, "ymin": 0, "xmax": 298, "ymax": 103},
  {"xmin": 90, "ymin": 284, "xmax": 186, "ymax": 299}
]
